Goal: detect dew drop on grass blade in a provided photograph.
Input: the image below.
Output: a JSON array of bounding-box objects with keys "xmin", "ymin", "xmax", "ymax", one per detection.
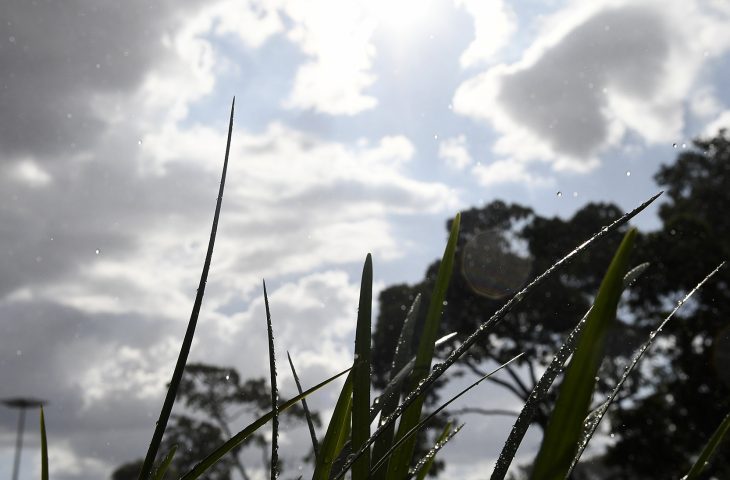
[
  {"xmin": 263, "ymin": 280, "xmax": 279, "ymax": 480},
  {"xmin": 287, "ymin": 351, "xmax": 320, "ymax": 461},
  {"xmin": 566, "ymin": 261, "xmax": 726, "ymax": 477},
  {"xmin": 139, "ymin": 98, "xmax": 235, "ymax": 480},
  {"xmin": 384, "ymin": 213, "xmax": 461, "ymax": 480},
  {"xmin": 335, "ymin": 193, "xmax": 661, "ymax": 480},
  {"xmin": 530, "ymin": 228, "xmax": 636, "ymax": 480},
  {"xmin": 180, "ymin": 366, "xmax": 350, "ymax": 480},
  {"xmin": 410, "ymin": 422, "xmax": 463, "ymax": 480},
  {"xmin": 490, "ymin": 262, "xmax": 651, "ymax": 480}
]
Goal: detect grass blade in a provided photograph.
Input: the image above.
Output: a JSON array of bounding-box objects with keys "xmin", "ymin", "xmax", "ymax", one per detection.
[
  {"xmin": 139, "ymin": 98, "xmax": 235, "ymax": 480},
  {"xmin": 567, "ymin": 262, "xmax": 726, "ymax": 476},
  {"xmin": 40, "ymin": 407, "xmax": 48, "ymax": 480},
  {"xmin": 180, "ymin": 366, "xmax": 350, "ymax": 480},
  {"xmin": 312, "ymin": 371, "xmax": 353, "ymax": 480},
  {"xmin": 287, "ymin": 351, "xmax": 320, "ymax": 460},
  {"xmin": 335, "ymin": 193, "xmax": 661, "ymax": 479},
  {"xmin": 530, "ymin": 228, "xmax": 637, "ymax": 480},
  {"xmin": 411, "ymin": 422, "xmax": 462, "ymax": 480},
  {"xmin": 372, "ymin": 295, "xmax": 420, "ymax": 480},
  {"xmin": 490, "ymin": 262, "xmax": 651, "ymax": 480},
  {"xmin": 263, "ymin": 280, "xmax": 279, "ymax": 480},
  {"xmin": 385, "ymin": 213, "xmax": 461, "ymax": 480},
  {"xmin": 152, "ymin": 445, "xmax": 178, "ymax": 480},
  {"xmin": 370, "ymin": 353, "xmax": 522, "ymax": 478},
  {"xmin": 684, "ymin": 410, "xmax": 730, "ymax": 479},
  {"xmin": 352, "ymin": 254, "xmax": 373, "ymax": 480}
]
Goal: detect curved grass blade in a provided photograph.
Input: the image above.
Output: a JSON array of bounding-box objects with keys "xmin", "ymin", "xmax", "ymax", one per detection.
[
  {"xmin": 263, "ymin": 280, "xmax": 279, "ymax": 480},
  {"xmin": 684, "ymin": 409, "xmax": 730, "ymax": 480},
  {"xmin": 490, "ymin": 262, "xmax": 651, "ymax": 480},
  {"xmin": 385, "ymin": 213, "xmax": 461, "ymax": 480},
  {"xmin": 40, "ymin": 407, "xmax": 48, "ymax": 480},
  {"xmin": 181, "ymin": 366, "xmax": 350, "ymax": 480},
  {"xmin": 139, "ymin": 98, "xmax": 235, "ymax": 480},
  {"xmin": 152, "ymin": 445, "xmax": 178, "ymax": 480},
  {"xmin": 411, "ymin": 422, "xmax": 463, "ymax": 480},
  {"xmin": 567, "ymin": 262, "xmax": 726, "ymax": 476},
  {"xmin": 287, "ymin": 351, "xmax": 320, "ymax": 460},
  {"xmin": 352, "ymin": 254, "xmax": 373, "ymax": 480},
  {"xmin": 312, "ymin": 371, "xmax": 353, "ymax": 480},
  {"xmin": 334, "ymin": 193, "xmax": 661, "ymax": 480},
  {"xmin": 370, "ymin": 353, "xmax": 523, "ymax": 478},
  {"xmin": 530, "ymin": 228, "xmax": 637, "ymax": 480}
]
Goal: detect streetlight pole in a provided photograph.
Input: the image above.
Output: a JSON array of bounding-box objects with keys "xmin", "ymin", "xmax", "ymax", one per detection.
[{"xmin": 2, "ymin": 397, "xmax": 47, "ymax": 480}]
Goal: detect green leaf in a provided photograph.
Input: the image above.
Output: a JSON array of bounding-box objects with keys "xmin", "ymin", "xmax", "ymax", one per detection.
[
  {"xmin": 684, "ymin": 410, "xmax": 730, "ymax": 480},
  {"xmin": 152, "ymin": 445, "xmax": 178, "ymax": 480},
  {"xmin": 491, "ymin": 262, "xmax": 652, "ymax": 480},
  {"xmin": 287, "ymin": 351, "xmax": 320, "ymax": 461},
  {"xmin": 352, "ymin": 254, "xmax": 373, "ymax": 480},
  {"xmin": 567, "ymin": 262, "xmax": 725, "ymax": 476},
  {"xmin": 312, "ymin": 371, "xmax": 354, "ymax": 480},
  {"xmin": 263, "ymin": 280, "xmax": 279, "ymax": 480},
  {"xmin": 40, "ymin": 406, "xmax": 48, "ymax": 480},
  {"xmin": 385, "ymin": 213, "xmax": 461, "ymax": 480},
  {"xmin": 530, "ymin": 228, "xmax": 637, "ymax": 480},
  {"xmin": 180, "ymin": 366, "xmax": 350, "ymax": 480},
  {"xmin": 139, "ymin": 99, "xmax": 235, "ymax": 480},
  {"xmin": 412, "ymin": 422, "xmax": 461, "ymax": 480}
]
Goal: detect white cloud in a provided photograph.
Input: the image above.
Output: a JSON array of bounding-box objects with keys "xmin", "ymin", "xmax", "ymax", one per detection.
[
  {"xmin": 439, "ymin": 135, "xmax": 474, "ymax": 170},
  {"xmin": 455, "ymin": 0, "xmax": 517, "ymax": 68},
  {"xmin": 453, "ymin": 1, "xmax": 730, "ymax": 173},
  {"xmin": 471, "ymin": 159, "xmax": 554, "ymax": 188},
  {"xmin": 8, "ymin": 159, "xmax": 53, "ymax": 187},
  {"xmin": 282, "ymin": 0, "xmax": 378, "ymax": 115}
]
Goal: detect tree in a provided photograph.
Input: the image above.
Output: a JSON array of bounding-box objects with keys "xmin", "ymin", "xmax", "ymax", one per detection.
[
  {"xmin": 373, "ymin": 130, "xmax": 730, "ymax": 477},
  {"xmin": 111, "ymin": 363, "xmax": 317, "ymax": 480}
]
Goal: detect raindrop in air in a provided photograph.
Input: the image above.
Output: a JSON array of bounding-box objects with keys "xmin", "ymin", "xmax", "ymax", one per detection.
[
  {"xmin": 137, "ymin": 139, "xmax": 143, "ymax": 145},
  {"xmin": 557, "ymin": 191, "xmax": 562, "ymax": 197},
  {"xmin": 672, "ymin": 143, "xmax": 677, "ymax": 148},
  {"xmin": 95, "ymin": 249, "xmax": 100, "ymax": 255},
  {"xmin": 572, "ymin": 191, "xmax": 578, "ymax": 197},
  {"xmin": 625, "ymin": 171, "xmax": 631, "ymax": 177}
]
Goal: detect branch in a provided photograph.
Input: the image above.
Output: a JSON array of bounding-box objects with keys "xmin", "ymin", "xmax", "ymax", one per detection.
[
  {"xmin": 448, "ymin": 407, "xmax": 520, "ymax": 417},
  {"xmin": 463, "ymin": 359, "xmax": 527, "ymax": 402}
]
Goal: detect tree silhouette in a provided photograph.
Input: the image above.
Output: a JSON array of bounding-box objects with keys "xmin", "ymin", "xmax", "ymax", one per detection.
[{"xmin": 111, "ymin": 363, "xmax": 317, "ymax": 480}]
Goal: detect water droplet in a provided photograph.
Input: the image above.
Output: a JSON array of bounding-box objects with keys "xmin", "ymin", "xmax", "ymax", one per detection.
[
  {"xmin": 681, "ymin": 143, "xmax": 686, "ymax": 148},
  {"xmin": 672, "ymin": 143, "xmax": 678, "ymax": 148},
  {"xmin": 225, "ymin": 374, "xmax": 230, "ymax": 381},
  {"xmin": 433, "ymin": 134, "xmax": 438, "ymax": 140},
  {"xmin": 95, "ymin": 249, "xmax": 100, "ymax": 255},
  {"xmin": 572, "ymin": 191, "xmax": 578, "ymax": 197},
  {"xmin": 625, "ymin": 170, "xmax": 631, "ymax": 176},
  {"xmin": 16, "ymin": 350, "xmax": 22, "ymax": 356},
  {"xmin": 137, "ymin": 139, "xmax": 143, "ymax": 145},
  {"xmin": 556, "ymin": 191, "xmax": 562, "ymax": 197},
  {"xmin": 442, "ymin": 300, "xmax": 448, "ymax": 306},
  {"xmin": 9, "ymin": 36, "xmax": 16, "ymax": 43},
  {"xmin": 96, "ymin": 63, "xmax": 101, "ymax": 69}
]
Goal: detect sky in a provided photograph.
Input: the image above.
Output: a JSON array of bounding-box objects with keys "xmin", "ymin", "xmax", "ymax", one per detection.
[{"xmin": 1, "ymin": 0, "xmax": 730, "ymax": 479}]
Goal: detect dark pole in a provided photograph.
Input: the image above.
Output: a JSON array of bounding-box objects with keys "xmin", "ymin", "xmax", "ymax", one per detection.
[
  {"xmin": 11, "ymin": 407, "xmax": 26, "ymax": 480},
  {"xmin": 2, "ymin": 397, "xmax": 47, "ymax": 480}
]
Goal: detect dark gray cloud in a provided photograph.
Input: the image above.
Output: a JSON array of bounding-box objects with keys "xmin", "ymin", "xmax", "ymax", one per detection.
[{"xmin": 498, "ymin": 6, "xmax": 670, "ymax": 158}]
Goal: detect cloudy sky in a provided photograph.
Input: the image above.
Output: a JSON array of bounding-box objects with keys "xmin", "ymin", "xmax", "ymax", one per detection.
[{"xmin": 1, "ymin": 0, "xmax": 730, "ymax": 479}]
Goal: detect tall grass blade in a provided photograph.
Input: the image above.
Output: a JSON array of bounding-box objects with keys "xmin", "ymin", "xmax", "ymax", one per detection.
[
  {"xmin": 385, "ymin": 213, "xmax": 461, "ymax": 480},
  {"xmin": 287, "ymin": 351, "xmax": 320, "ymax": 460},
  {"xmin": 530, "ymin": 228, "xmax": 637, "ymax": 480},
  {"xmin": 352, "ymin": 254, "xmax": 373, "ymax": 480},
  {"xmin": 152, "ymin": 445, "xmax": 178, "ymax": 480},
  {"xmin": 263, "ymin": 280, "xmax": 279, "ymax": 480},
  {"xmin": 369, "ymin": 353, "xmax": 522, "ymax": 478},
  {"xmin": 567, "ymin": 261, "xmax": 726, "ymax": 476},
  {"xmin": 372, "ymin": 295, "xmax": 421, "ymax": 480},
  {"xmin": 40, "ymin": 407, "xmax": 48, "ymax": 480},
  {"xmin": 312, "ymin": 372, "xmax": 353, "ymax": 480},
  {"xmin": 684, "ymin": 409, "xmax": 730, "ymax": 480},
  {"xmin": 139, "ymin": 98, "xmax": 235, "ymax": 480},
  {"xmin": 410, "ymin": 422, "xmax": 462, "ymax": 480},
  {"xmin": 335, "ymin": 193, "xmax": 661, "ymax": 479},
  {"xmin": 490, "ymin": 262, "xmax": 651, "ymax": 480},
  {"xmin": 181, "ymin": 366, "xmax": 350, "ymax": 480}
]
